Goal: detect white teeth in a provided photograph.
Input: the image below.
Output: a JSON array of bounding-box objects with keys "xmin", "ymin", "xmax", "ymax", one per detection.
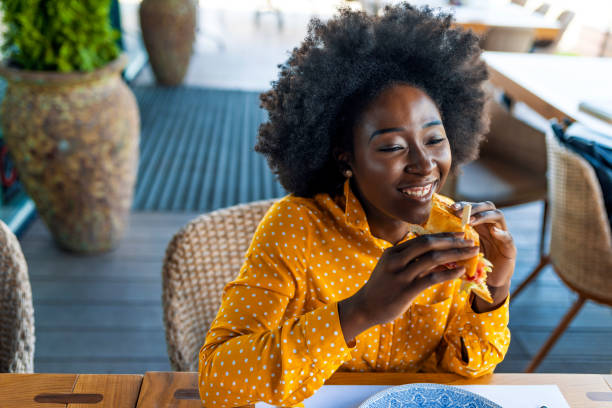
[{"xmin": 401, "ymin": 183, "xmax": 433, "ymax": 198}]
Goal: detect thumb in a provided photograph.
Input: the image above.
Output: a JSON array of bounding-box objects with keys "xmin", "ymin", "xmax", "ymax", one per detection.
[
  {"xmin": 489, "ymin": 225, "xmax": 515, "ymax": 251},
  {"xmin": 489, "ymin": 224, "xmax": 508, "ymax": 237}
]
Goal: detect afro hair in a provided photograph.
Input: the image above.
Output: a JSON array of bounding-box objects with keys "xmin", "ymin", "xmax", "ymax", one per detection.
[{"xmin": 256, "ymin": 3, "xmax": 490, "ymax": 197}]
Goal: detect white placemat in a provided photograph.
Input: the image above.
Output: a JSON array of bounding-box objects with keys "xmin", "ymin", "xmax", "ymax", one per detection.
[{"xmin": 256, "ymin": 384, "xmax": 570, "ymax": 408}]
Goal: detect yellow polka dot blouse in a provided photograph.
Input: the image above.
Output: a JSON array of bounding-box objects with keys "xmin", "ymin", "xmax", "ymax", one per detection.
[{"xmin": 199, "ymin": 183, "xmax": 510, "ymax": 407}]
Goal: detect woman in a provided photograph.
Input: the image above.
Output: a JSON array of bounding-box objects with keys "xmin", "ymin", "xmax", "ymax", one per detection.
[{"xmin": 199, "ymin": 4, "xmax": 516, "ymax": 407}]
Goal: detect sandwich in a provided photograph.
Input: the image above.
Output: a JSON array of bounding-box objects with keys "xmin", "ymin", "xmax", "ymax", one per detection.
[{"xmin": 408, "ymin": 196, "xmax": 494, "ymax": 303}]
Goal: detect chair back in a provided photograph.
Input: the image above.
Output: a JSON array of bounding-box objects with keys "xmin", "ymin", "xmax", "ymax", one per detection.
[
  {"xmin": 0, "ymin": 221, "xmax": 35, "ymax": 373},
  {"xmin": 532, "ymin": 9, "xmax": 575, "ymax": 52},
  {"xmin": 602, "ymin": 31, "xmax": 612, "ymax": 57},
  {"xmin": 557, "ymin": 10, "xmax": 575, "ymax": 30},
  {"xmin": 480, "ymin": 100, "xmax": 547, "ymax": 175},
  {"xmin": 162, "ymin": 199, "xmax": 276, "ymax": 371},
  {"xmin": 533, "ymin": 3, "xmax": 550, "ymax": 15},
  {"xmin": 481, "ymin": 27, "xmax": 535, "ymax": 52},
  {"xmin": 576, "ymin": 25, "xmax": 609, "ymax": 57},
  {"xmin": 546, "ymin": 129, "xmax": 612, "ymax": 305}
]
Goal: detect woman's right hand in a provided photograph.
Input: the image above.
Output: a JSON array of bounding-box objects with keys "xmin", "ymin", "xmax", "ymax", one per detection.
[{"xmin": 338, "ymin": 232, "xmax": 479, "ymax": 344}]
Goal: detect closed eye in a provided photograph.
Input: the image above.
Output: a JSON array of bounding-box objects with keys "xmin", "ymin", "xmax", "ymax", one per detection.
[
  {"xmin": 378, "ymin": 146, "xmax": 404, "ymax": 152},
  {"xmin": 427, "ymin": 138, "xmax": 446, "ymax": 145}
]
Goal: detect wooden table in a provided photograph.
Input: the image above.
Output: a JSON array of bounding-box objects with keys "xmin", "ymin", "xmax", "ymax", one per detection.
[
  {"xmin": 2, "ymin": 372, "xmax": 611, "ymax": 407},
  {"xmin": 135, "ymin": 371, "xmax": 612, "ymax": 407},
  {"xmin": 361, "ymin": 0, "xmax": 560, "ymax": 42},
  {"xmin": 0, "ymin": 374, "xmax": 143, "ymax": 408},
  {"xmin": 484, "ymin": 51, "xmax": 612, "ymax": 138}
]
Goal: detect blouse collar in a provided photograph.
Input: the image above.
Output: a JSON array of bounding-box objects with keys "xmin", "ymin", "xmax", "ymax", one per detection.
[{"xmin": 342, "ymin": 177, "xmax": 371, "ymax": 233}]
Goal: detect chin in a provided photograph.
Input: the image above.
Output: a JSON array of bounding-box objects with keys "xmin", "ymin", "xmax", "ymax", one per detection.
[{"xmin": 395, "ymin": 199, "xmax": 433, "ymax": 226}]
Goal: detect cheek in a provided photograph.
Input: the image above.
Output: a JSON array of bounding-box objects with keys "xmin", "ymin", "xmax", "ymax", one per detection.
[
  {"xmin": 356, "ymin": 154, "xmax": 404, "ymax": 182},
  {"xmin": 440, "ymin": 147, "xmax": 452, "ymax": 172},
  {"xmin": 436, "ymin": 146, "xmax": 453, "ymax": 182}
]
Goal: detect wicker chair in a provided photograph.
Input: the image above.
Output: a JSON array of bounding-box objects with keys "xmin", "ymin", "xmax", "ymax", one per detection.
[
  {"xmin": 524, "ymin": 128, "xmax": 612, "ymax": 372},
  {"xmin": 162, "ymin": 199, "xmax": 277, "ymax": 371},
  {"xmin": 0, "ymin": 220, "xmax": 35, "ymax": 373}
]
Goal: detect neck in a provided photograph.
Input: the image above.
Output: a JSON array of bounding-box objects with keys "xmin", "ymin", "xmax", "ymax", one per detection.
[
  {"xmin": 350, "ymin": 185, "xmax": 420, "ymax": 246},
  {"xmin": 368, "ymin": 215, "xmax": 411, "ymax": 245}
]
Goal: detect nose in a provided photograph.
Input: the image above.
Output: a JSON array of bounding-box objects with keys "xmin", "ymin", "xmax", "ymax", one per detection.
[{"xmin": 405, "ymin": 145, "xmax": 435, "ymax": 175}]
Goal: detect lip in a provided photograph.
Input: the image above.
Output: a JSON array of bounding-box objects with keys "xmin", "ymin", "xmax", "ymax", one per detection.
[{"xmin": 397, "ymin": 179, "xmax": 438, "ymax": 190}]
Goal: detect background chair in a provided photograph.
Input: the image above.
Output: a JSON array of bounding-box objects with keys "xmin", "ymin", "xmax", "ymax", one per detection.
[
  {"xmin": 481, "ymin": 27, "xmax": 536, "ymax": 52},
  {"xmin": 524, "ymin": 127, "xmax": 612, "ymax": 372},
  {"xmin": 441, "ymin": 99, "xmax": 549, "ymax": 257},
  {"xmin": 556, "ymin": 10, "xmax": 576, "ymax": 32},
  {"xmin": 162, "ymin": 199, "xmax": 276, "ymax": 371},
  {"xmin": 602, "ymin": 31, "xmax": 612, "ymax": 57},
  {"xmin": 254, "ymin": 0, "xmax": 283, "ymax": 30},
  {"xmin": 532, "ymin": 10, "xmax": 575, "ymax": 52},
  {"xmin": 0, "ymin": 220, "xmax": 35, "ymax": 373},
  {"xmin": 533, "ymin": 3, "xmax": 550, "ymax": 15}
]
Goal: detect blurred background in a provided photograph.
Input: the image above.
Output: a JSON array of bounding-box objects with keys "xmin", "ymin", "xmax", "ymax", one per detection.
[
  {"xmin": 122, "ymin": 0, "xmax": 612, "ymax": 90},
  {"xmin": 0, "ymin": 0, "xmax": 610, "ymax": 376}
]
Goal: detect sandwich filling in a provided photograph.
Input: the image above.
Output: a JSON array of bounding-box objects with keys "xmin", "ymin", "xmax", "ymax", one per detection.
[{"xmin": 407, "ymin": 196, "xmax": 494, "ymax": 303}]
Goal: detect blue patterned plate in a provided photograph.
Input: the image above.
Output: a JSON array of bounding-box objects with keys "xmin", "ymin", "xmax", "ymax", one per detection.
[{"xmin": 358, "ymin": 383, "xmax": 502, "ymax": 408}]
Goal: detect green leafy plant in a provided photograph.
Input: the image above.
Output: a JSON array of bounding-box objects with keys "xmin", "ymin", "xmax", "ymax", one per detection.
[{"xmin": 1, "ymin": 0, "xmax": 120, "ymax": 72}]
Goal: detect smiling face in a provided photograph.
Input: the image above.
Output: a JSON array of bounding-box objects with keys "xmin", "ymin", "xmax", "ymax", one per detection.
[{"xmin": 342, "ymin": 84, "xmax": 452, "ymax": 242}]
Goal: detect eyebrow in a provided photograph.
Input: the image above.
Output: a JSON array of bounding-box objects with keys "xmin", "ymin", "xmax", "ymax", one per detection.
[
  {"xmin": 369, "ymin": 127, "xmax": 405, "ymax": 141},
  {"xmin": 368, "ymin": 120, "xmax": 443, "ymax": 141},
  {"xmin": 422, "ymin": 120, "xmax": 443, "ymax": 128}
]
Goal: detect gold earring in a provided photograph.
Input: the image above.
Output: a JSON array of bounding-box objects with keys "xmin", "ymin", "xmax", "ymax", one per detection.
[{"xmin": 344, "ymin": 169, "xmax": 352, "ymax": 178}]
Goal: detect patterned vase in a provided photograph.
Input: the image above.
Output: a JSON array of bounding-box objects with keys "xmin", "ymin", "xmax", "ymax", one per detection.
[
  {"xmin": 0, "ymin": 55, "xmax": 140, "ymax": 253},
  {"xmin": 139, "ymin": 0, "xmax": 197, "ymax": 86}
]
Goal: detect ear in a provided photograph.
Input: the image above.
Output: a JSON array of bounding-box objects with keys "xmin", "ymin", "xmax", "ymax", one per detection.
[{"xmin": 333, "ymin": 148, "xmax": 353, "ymax": 171}]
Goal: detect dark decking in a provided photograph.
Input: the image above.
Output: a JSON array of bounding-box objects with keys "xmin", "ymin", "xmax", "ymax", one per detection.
[
  {"xmin": 130, "ymin": 86, "xmax": 285, "ymax": 212},
  {"xmin": 23, "ymin": 213, "xmax": 191, "ymax": 373},
  {"xmin": 21, "ymin": 203, "xmax": 612, "ymax": 374}
]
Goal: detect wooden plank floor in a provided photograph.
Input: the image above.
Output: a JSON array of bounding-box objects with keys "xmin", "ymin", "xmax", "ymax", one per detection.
[
  {"xmin": 19, "ymin": 201, "xmax": 612, "ymax": 374},
  {"xmin": 21, "ymin": 212, "xmax": 197, "ymax": 373}
]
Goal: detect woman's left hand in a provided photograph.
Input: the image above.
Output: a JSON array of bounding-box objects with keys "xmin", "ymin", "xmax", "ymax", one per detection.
[{"xmin": 451, "ymin": 201, "xmax": 516, "ymax": 288}]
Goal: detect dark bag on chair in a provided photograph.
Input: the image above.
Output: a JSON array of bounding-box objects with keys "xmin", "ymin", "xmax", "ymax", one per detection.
[{"xmin": 552, "ymin": 122, "xmax": 612, "ymax": 225}]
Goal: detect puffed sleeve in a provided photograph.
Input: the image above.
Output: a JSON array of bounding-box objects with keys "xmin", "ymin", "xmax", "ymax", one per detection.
[{"xmin": 198, "ymin": 200, "xmax": 354, "ymax": 407}]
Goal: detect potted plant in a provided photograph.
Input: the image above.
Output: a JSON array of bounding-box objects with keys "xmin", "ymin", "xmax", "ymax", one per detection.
[{"xmin": 0, "ymin": 0, "xmax": 140, "ymax": 253}]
